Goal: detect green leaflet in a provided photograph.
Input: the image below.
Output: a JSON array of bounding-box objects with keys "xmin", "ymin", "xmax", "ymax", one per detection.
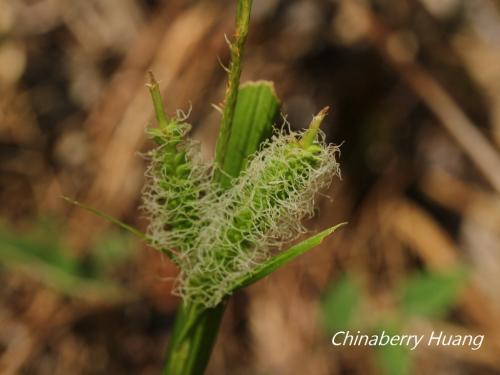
[{"xmin": 232, "ymin": 222, "xmax": 347, "ymax": 290}]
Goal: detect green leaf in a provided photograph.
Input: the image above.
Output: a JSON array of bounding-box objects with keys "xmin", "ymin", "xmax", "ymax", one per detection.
[
  {"xmin": 0, "ymin": 219, "xmax": 132, "ymax": 302},
  {"xmin": 63, "ymin": 196, "xmax": 146, "ymax": 240},
  {"xmin": 398, "ymin": 267, "xmax": 467, "ymax": 318},
  {"xmin": 375, "ymin": 335, "xmax": 412, "ymax": 375},
  {"xmin": 89, "ymin": 230, "xmax": 135, "ymax": 275},
  {"xmin": 2, "ymin": 248, "xmax": 132, "ymax": 302},
  {"xmin": 322, "ymin": 273, "xmax": 361, "ymax": 332},
  {"xmin": 233, "ymin": 222, "xmax": 347, "ymax": 290},
  {"xmin": 216, "ymin": 81, "xmax": 280, "ymax": 188}
]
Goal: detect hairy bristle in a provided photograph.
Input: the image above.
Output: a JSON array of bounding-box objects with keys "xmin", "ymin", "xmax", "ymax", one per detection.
[
  {"xmin": 174, "ymin": 130, "xmax": 340, "ymax": 307},
  {"xmin": 142, "ymin": 120, "xmax": 216, "ymax": 262},
  {"xmin": 142, "ymin": 115, "xmax": 340, "ymax": 307}
]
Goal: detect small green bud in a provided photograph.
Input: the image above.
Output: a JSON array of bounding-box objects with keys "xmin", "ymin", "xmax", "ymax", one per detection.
[
  {"xmin": 174, "ymin": 151, "xmax": 187, "ymax": 166},
  {"xmin": 227, "ymin": 228, "xmax": 242, "ymax": 243},
  {"xmin": 175, "ymin": 164, "xmax": 190, "ymax": 178},
  {"xmin": 167, "ymin": 198, "xmax": 180, "ymax": 210},
  {"xmin": 306, "ymin": 144, "xmax": 322, "ymax": 154}
]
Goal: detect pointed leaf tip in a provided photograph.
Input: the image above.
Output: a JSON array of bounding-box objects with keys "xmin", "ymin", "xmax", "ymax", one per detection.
[
  {"xmin": 232, "ymin": 222, "xmax": 347, "ymax": 290},
  {"xmin": 63, "ymin": 196, "xmax": 146, "ymax": 240},
  {"xmin": 300, "ymin": 106, "xmax": 331, "ymax": 148}
]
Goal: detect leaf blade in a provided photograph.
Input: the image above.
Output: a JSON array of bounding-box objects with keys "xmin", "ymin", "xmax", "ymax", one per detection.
[
  {"xmin": 217, "ymin": 81, "xmax": 280, "ymax": 188},
  {"xmin": 233, "ymin": 222, "xmax": 347, "ymax": 290},
  {"xmin": 63, "ymin": 197, "xmax": 146, "ymax": 240}
]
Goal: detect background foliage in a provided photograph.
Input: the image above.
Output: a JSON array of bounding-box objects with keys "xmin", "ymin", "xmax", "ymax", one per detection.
[{"xmin": 1, "ymin": 0, "xmax": 500, "ymax": 374}]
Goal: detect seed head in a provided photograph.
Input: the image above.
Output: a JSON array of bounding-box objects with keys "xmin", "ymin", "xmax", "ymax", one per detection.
[{"xmin": 176, "ymin": 111, "xmax": 340, "ymax": 306}]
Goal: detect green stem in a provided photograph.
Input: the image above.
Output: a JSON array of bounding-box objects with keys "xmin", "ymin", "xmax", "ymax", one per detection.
[
  {"xmin": 148, "ymin": 73, "xmax": 226, "ymax": 374},
  {"xmin": 162, "ymin": 1, "xmax": 255, "ymax": 374},
  {"xmin": 162, "ymin": 302, "xmax": 226, "ymax": 375},
  {"xmin": 214, "ymin": 0, "xmax": 253, "ymax": 177},
  {"xmin": 147, "ymin": 71, "xmax": 169, "ymax": 129}
]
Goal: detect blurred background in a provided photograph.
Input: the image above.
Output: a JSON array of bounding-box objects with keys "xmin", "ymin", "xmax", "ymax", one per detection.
[{"xmin": 1, "ymin": 0, "xmax": 500, "ymax": 374}]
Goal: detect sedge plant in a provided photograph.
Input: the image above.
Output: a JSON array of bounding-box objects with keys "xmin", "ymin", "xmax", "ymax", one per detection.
[{"xmin": 70, "ymin": 0, "xmax": 344, "ymax": 373}]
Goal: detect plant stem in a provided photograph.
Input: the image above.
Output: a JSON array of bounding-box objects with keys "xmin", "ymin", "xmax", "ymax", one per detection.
[
  {"xmin": 162, "ymin": 1, "xmax": 257, "ymax": 373},
  {"xmin": 162, "ymin": 302, "xmax": 226, "ymax": 375},
  {"xmin": 147, "ymin": 71, "xmax": 169, "ymax": 129},
  {"xmin": 161, "ymin": 83, "xmax": 278, "ymax": 374},
  {"xmin": 214, "ymin": 0, "xmax": 253, "ymax": 177}
]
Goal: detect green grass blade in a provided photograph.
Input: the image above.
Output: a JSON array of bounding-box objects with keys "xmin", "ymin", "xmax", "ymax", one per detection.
[
  {"xmin": 218, "ymin": 81, "xmax": 280, "ymax": 188},
  {"xmin": 0, "ymin": 243, "xmax": 132, "ymax": 302},
  {"xmin": 63, "ymin": 197, "xmax": 146, "ymax": 240},
  {"xmin": 233, "ymin": 222, "xmax": 347, "ymax": 290},
  {"xmin": 0, "ymin": 220, "xmax": 133, "ymax": 302}
]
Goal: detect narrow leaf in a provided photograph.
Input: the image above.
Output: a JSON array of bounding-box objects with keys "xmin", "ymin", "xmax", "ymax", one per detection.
[
  {"xmin": 63, "ymin": 197, "xmax": 146, "ymax": 240},
  {"xmin": 233, "ymin": 222, "xmax": 347, "ymax": 290},
  {"xmin": 3, "ymin": 250, "xmax": 132, "ymax": 302},
  {"xmin": 0, "ymin": 221, "xmax": 132, "ymax": 302}
]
